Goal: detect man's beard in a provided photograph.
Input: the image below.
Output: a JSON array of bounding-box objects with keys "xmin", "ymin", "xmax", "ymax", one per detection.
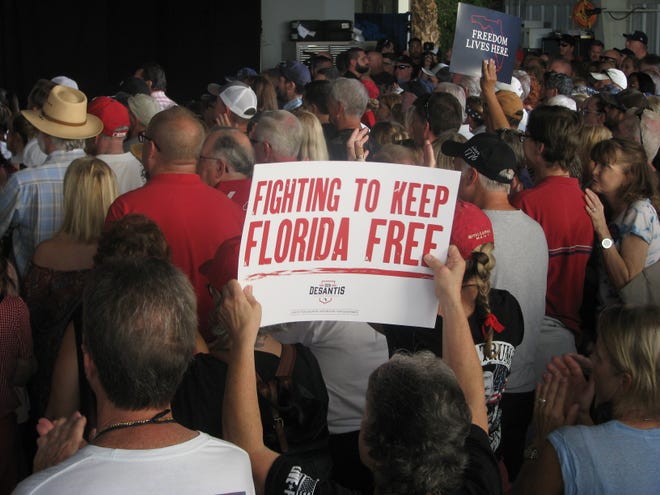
[{"xmin": 356, "ymin": 64, "xmax": 369, "ymax": 74}]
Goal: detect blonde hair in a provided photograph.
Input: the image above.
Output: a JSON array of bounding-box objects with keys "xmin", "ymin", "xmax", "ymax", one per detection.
[
  {"xmin": 577, "ymin": 124, "xmax": 612, "ymax": 186},
  {"xmin": 251, "ymin": 75, "xmax": 278, "ymax": 112},
  {"xmin": 373, "ymin": 143, "xmax": 420, "ymax": 165},
  {"xmin": 464, "ymin": 243, "xmax": 497, "ymax": 358},
  {"xmin": 598, "ymin": 305, "xmax": 660, "ymax": 418},
  {"xmin": 59, "ymin": 157, "xmax": 118, "ymax": 243},
  {"xmin": 435, "ymin": 131, "xmax": 466, "ymax": 171},
  {"xmin": 370, "ymin": 121, "xmax": 409, "ymax": 148},
  {"xmin": 296, "ymin": 110, "xmax": 329, "ymax": 161}
]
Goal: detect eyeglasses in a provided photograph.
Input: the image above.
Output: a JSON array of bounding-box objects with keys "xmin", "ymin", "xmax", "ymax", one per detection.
[
  {"xmin": 138, "ymin": 131, "xmax": 160, "ymax": 151},
  {"xmin": 397, "ymin": 65, "xmax": 412, "ymax": 70},
  {"xmin": 394, "ymin": 138, "xmax": 416, "ymax": 148}
]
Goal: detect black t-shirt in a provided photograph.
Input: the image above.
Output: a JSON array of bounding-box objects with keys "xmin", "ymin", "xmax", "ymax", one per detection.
[
  {"xmin": 381, "ymin": 288, "xmax": 523, "ymax": 357},
  {"xmin": 265, "ymin": 425, "xmax": 502, "ymax": 495},
  {"xmin": 172, "ymin": 344, "xmax": 330, "ymax": 455}
]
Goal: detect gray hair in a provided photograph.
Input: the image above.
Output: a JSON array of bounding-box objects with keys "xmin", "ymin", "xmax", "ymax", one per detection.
[
  {"xmin": 253, "ymin": 110, "xmax": 303, "ymax": 159},
  {"xmin": 364, "ymin": 351, "xmax": 471, "ymax": 495},
  {"xmin": 457, "ymin": 75, "xmax": 481, "ymax": 98},
  {"xmin": 83, "ymin": 257, "xmax": 197, "ymax": 410},
  {"xmin": 435, "ymin": 82, "xmax": 467, "ymax": 119},
  {"xmin": 329, "ymin": 78, "xmax": 368, "ymax": 119},
  {"xmin": 210, "ymin": 127, "xmax": 255, "ymax": 177},
  {"xmin": 49, "ymin": 136, "xmax": 86, "ymax": 151},
  {"xmin": 513, "ymin": 70, "xmax": 531, "ymax": 101},
  {"xmin": 462, "ymin": 162, "xmax": 512, "ymax": 194}
]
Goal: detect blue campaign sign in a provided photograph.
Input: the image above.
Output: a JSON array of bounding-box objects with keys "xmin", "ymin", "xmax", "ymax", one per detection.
[{"xmin": 449, "ymin": 2, "xmax": 522, "ymax": 83}]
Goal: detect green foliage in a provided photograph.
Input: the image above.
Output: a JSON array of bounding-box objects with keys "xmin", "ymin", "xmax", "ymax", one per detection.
[{"xmin": 436, "ymin": 0, "xmax": 503, "ymax": 58}]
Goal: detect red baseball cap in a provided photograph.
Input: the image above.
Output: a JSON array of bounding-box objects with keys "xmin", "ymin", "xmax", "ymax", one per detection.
[
  {"xmin": 199, "ymin": 236, "xmax": 241, "ymax": 291},
  {"xmin": 87, "ymin": 96, "xmax": 130, "ymax": 138},
  {"xmin": 450, "ymin": 200, "xmax": 494, "ymax": 260}
]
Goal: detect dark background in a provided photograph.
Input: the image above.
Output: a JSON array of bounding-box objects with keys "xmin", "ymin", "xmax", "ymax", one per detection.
[{"xmin": 0, "ymin": 0, "xmax": 261, "ymax": 106}]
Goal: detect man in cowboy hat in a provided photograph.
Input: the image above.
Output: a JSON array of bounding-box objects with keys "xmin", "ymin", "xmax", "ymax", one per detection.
[{"xmin": 0, "ymin": 85, "xmax": 102, "ymax": 276}]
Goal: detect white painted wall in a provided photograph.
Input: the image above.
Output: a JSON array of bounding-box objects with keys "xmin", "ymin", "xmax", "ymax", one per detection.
[{"xmin": 261, "ymin": 0, "xmax": 355, "ymax": 69}]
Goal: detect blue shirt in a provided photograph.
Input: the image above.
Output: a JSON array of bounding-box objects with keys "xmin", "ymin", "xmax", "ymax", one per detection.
[
  {"xmin": 283, "ymin": 97, "xmax": 303, "ymax": 111},
  {"xmin": 0, "ymin": 149, "xmax": 85, "ymax": 276},
  {"xmin": 549, "ymin": 420, "xmax": 660, "ymax": 495},
  {"xmin": 599, "ymin": 198, "xmax": 660, "ymax": 305}
]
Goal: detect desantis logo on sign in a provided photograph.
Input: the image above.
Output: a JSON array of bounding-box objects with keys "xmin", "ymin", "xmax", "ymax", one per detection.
[
  {"xmin": 450, "ymin": 2, "xmax": 521, "ymax": 83},
  {"xmin": 309, "ymin": 280, "xmax": 346, "ymax": 304}
]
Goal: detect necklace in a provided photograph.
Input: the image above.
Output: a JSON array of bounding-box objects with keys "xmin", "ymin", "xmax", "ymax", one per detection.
[{"xmin": 93, "ymin": 409, "xmax": 176, "ymax": 441}]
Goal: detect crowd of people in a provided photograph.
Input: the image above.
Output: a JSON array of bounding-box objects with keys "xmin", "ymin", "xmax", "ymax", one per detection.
[{"xmin": 0, "ymin": 27, "xmax": 659, "ymax": 495}]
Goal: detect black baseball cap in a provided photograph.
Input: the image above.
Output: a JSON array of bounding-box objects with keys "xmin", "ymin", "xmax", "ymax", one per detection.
[
  {"xmin": 441, "ymin": 133, "xmax": 516, "ymax": 184},
  {"xmin": 623, "ymin": 30, "xmax": 648, "ymax": 45},
  {"xmin": 601, "ymin": 89, "xmax": 649, "ymax": 111}
]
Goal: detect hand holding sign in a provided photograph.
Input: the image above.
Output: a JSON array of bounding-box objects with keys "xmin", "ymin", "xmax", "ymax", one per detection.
[
  {"xmin": 480, "ymin": 59, "xmax": 497, "ymax": 94},
  {"xmin": 450, "ymin": 2, "xmax": 522, "ymax": 84},
  {"xmin": 239, "ymin": 161, "xmax": 461, "ymax": 328}
]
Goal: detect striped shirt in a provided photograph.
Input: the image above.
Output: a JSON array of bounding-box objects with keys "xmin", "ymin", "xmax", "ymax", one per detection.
[{"xmin": 150, "ymin": 90, "xmax": 177, "ymax": 110}]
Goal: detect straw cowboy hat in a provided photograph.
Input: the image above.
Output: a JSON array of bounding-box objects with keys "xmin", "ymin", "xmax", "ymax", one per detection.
[{"xmin": 22, "ymin": 85, "xmax": 103, "ymax": 139}]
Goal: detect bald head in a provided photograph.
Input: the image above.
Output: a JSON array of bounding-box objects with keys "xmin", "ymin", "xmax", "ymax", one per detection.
[{"xmin": 148, "ymin": 106, "xmax": 205, "ymax": 163}]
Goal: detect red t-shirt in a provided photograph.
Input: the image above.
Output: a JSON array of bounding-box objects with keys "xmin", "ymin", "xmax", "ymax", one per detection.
[
  {"xmin": 511, "ymin": 176, "xmax": 593, "ymax": 333},
  {"xmin": 216, "ymin": 178, "xmax": 252, "ymax": 217},
  {"xmin": 105, "ymin": 173, "xmax": 244, "ymax": 341}
]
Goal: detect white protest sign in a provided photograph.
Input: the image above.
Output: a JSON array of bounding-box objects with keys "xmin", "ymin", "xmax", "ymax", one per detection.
[{"xmin": 239, "ymin": 161, "xmax": 460, "ymax": 328}]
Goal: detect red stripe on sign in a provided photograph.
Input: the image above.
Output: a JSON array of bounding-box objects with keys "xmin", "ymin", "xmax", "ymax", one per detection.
[{"xmin": 245, "ymin": 267, "xmax": 434, "ymax": 281}]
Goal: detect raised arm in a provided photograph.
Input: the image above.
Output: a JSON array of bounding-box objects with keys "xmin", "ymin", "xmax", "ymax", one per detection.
[
  {"xmin": 221, "ymin": 281, "xmax": 278, "ymax": 495},
  {"xmin": 480, "ymin": 59, "xmax": 511, "ymax": 132},
  {"xmin": 424, "ymin": 246, "xmax": 488, "ymax": 433},
  {"xmin": 584, "ymin": 189, "xmax": 649, "ymax": 289}
]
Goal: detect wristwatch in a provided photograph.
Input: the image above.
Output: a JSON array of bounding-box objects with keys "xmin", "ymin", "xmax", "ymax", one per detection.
[{"xmin": 601, "ymin": 238, "xmax": 614, "ymax": 250}]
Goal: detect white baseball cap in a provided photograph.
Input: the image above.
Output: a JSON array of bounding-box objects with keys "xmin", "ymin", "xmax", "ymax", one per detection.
[
  {"xmin": 590, "ymin": 68, "xmax": 628, "ymax": 90},
  {"xmin": 208, "ymin": 82, "xmax": 257, "ymax": 119},
  {"xmin": 495, "ymin": 76, "xmax": 523, "ymax": 98}
]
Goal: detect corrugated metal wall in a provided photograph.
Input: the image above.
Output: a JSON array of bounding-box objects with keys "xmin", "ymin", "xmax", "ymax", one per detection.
[{"xmin": 506, "ymin": 0, "xmax": 574, "ymax": 31}]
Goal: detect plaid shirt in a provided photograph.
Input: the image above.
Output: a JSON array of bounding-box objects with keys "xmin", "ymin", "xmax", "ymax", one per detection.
[
  {"xmin": 0, "ymin": 295, "xmax": 31, "ymax": 416},
  {"xmin": 0, "ymin": 149, "xmax": 85, "ymax": 277}
]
